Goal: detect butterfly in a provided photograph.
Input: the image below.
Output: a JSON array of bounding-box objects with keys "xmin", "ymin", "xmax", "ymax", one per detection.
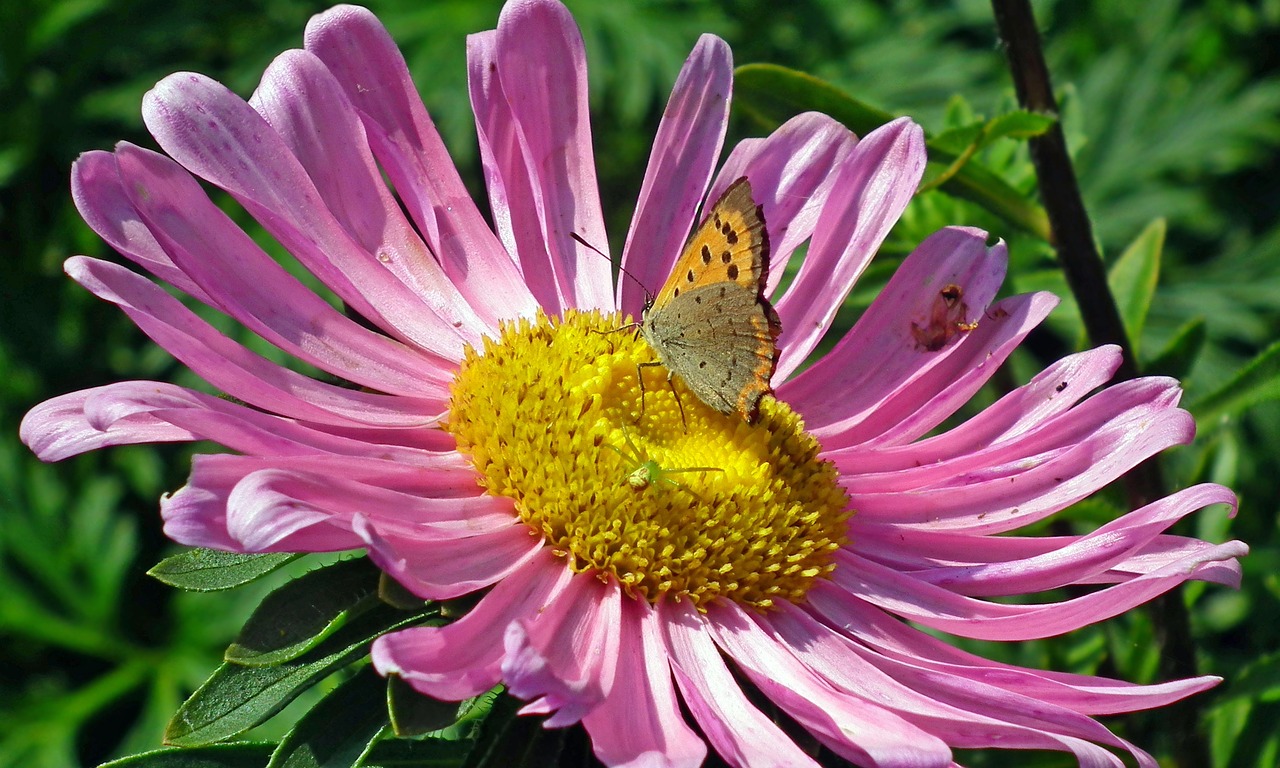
[{"xmin": 639, "ymin": 177, "xmax": 781, "ymax": 423}]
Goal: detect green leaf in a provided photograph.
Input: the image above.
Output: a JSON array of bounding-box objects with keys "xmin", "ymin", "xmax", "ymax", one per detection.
[
  {"xmin": 387, "ymin": 676, "xmax": 470, "ymax": 739},
  {"xmin": 97, "ymin": 743, "xmax": 275, "ymax": 768},
  {"xmin": 227, "ymin": 558, "xmax": 386, "ymax": 667},
  {"xmin": 733, "ymin": 63, "xmax": 1051, "ymax": 240},
  {"xmin": 149, "ymin": 549, "xmax": 300, "ymax": 592},
  {"xmin": 359, "ymin": 740, "xmax": 469, "ymax": 768},
  {"xmin": 1108, "ymin": 219, "xmax": 1165, "ymax": 357},
  {"xmin": 1145, "ymin": 316, "xmax": 1206, "ymax": 379},
  {"xmin": 462, "ymin": 693, "xmax": 568, "ymax": 768},
  {"xmin": 1190, "ymin": 340, "xmax": 1280, "ymax": 428},
  {"xmin": 266, "ymin": 666, "xmax": 389, "ymax": 768},
  {"xmin": 166, "ymin": 604, "xmax": 438, "ymax": 747},
  {"xmin": 982, "ymin": 110, "xmax": 1056, "ymax": 143}
]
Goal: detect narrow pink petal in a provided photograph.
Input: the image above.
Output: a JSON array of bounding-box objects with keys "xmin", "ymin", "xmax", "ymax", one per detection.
[
  {"xmin": 468, "ymin": 2, "xmax": 612, "ymax": 313},
  {"xmin": 827, "ymin": 346, "xmax": 1123, "ymax": 474},
  {"xmin": 828, "ymin": 543, "xmax": 1247, "ymax": 641},
  {"xmin": 250, "ymin": 49, "xmax": 489, "ymax": 343},
  {"xmin": 66, "ymin": 255, "xmax": 446, "ymax": 427},
  {"xmin": 355, "ymin": 514, "xmax": 543, "ymax": 600},
  {"xmin": 835, "ymin": 290, "xmax": 1060, "ymax": 448},
  {"xmin": 852, "ymin": 487, "xmax": 1240, "ymax": 591},
  {"xmin": 764, "ymin": 603, "xmax": 1138, "ymax": 767},
  {"xmin": 659, "ymin": 599, "xmax": 819, "ymax": 767},
  {"xmin": 74, "ymin": 379, "xmax": 446, "ymax": 465},
  {"xmin": 808, "ymin": 588, "xmax": 1223, "ymax": 715},
  {"xmin": 773, "ymin": 118, "xmax": 927, "ymax": 379},
  {"xmin": 708, "ymin": 601, "xmax": 953, "ymax": 767},
  {"xmin": 838, "ymin": 375, "xmax": 1183, "ymax": 495},
  {"xmin": 618, "ymin": 34, "xmax": 732, "ymax": 316},
  {"xmin": 225, "ymin": 468, "xmax": 513, "ymax": 553},
  {"xmin": 779, "ymin": 227, "xmax": 1005, "ymax": 431},
  {"xmin": 373, "ymin": 551, "xmax": 572, "ymax": 700},
  {"xmin": 582, "ymin": 598, "xmax": 706, "ymax": 768},
  {"xmin": 21, "ymin": 385, "xmax": 198, "ymax": 462},
  {"xmin": 304, "ymin": 5, "xmax": 536, "ymax": 325},
  {"xmin": 503, "ymin": 574, "xmax": 621, "ymax": 727},
  {"xmin": 111, "ymin": 144, "xmax": 451, "ymax": 398},
  {"xmin": 840, "ymin": 394, "xmax": 1195, "ymax": 533},
  {"xmin": 711, "ymin": 112, "xmax": 858, "ymax": 301},
  {"xmin": 141, "ymin": 73, "xmax": 471, "ymax": 358},
  {"xmin": 71, "ymin": 151, "xmax": 215, "ymax": 305},
  {"xmin": 820, "ymin": 290, "xmax": 1058, "ymax": 450},
  {"xmin": 159, "ymin": 452, "xmax": 479, "ymax": 550}
]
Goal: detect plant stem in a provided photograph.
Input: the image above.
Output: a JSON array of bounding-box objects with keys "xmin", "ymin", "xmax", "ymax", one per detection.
[{"xmin": 990, "ymin": 1, "xmax": 1206, "ymax": 764}]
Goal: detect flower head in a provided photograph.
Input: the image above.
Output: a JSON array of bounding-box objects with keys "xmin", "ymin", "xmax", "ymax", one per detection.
[{"xmin": 22, "ymin": 1, "xmax": 1245, "ymax": 766}]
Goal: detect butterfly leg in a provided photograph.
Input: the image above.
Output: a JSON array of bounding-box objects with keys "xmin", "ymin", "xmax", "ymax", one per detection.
[{"xmin": 635, "ymin": 361, "xmax": 662, "ymax": 421}]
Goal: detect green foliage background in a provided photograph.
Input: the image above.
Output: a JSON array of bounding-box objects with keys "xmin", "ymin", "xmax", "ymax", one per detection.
[{"xmin": 1, "ymin": 0, "xmax": 1278, "ymax": 766}]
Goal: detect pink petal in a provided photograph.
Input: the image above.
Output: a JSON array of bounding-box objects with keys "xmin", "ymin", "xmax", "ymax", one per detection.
[
  {"xmin": 72, "ymin": 379, "xmax": 445, "ymax": 465},
  {"xmin": 773, "ymin": 118, "xmax": 927, "ymax": 379},
  {"xmin": 71, "ymin": 151, "xmax": 215, "ymax": 305},
  {"xmin": 618, "ymin": 34, "xmax": 732, "ymax": 317},
  {"xmin": 304, "ymin": 5, "xmax": 536, "ymax": 326},
  {"xmin": 469, "ymin": 0, "xmax": 613, "ymax": 313},
  {"xmin": 834, "ymin": 291, "xmax": 1059, "ymax": 448},
  {"xmin": 858, "ymin": 484, "xmax": 1238, "ymax": 596},
  {"xmin": 708, "ymin": 601, "xmax": 954, "ymax": 767},
  {"xmin": 808, "ymin": 588, "xmax": 1223, "ymax": 715},
  {"xmin": 503, "ymin": 573, "xmax": 621, "ymax": 727},
  {"xmin": 827, "ymin": 542, "xmax": 1247, "ymax": 642},
  {"xmin": 373, "ymin": 551, "xmax": 572, "ymax": 700},
  {"xmin": 779, "ymin": 226, "xmax": 1006, "ymax": 433},
  {"xmin": 21, "ymin": 385, "xmax": 198, "ymax": 462},
  {"xmin": 765, "ymin": 602, "xmax": 1142, "ymax": 767},
  {"xmin": 250, "ymin": 49, "xmax": 489, "ymax": 343},
  {"xmin": 827, "ymin": 346, "xmax": 1124, "ymax": 474},
  {"xmin": 110, "ymin": 144, "xmax": 451, "ymax": 398},
  {"xmin": 355, "ymin": 514, "xmax": 543, "ymax": 600},
  {"xmin": 839, "ymin": 382, "xmax": 1195, "ymax": 532},
  {"xmin": 223, "ymin": 468, "xmax": 514, "ymax": 552},
  {"xmin": 581, "ymin": 598, "xmax": 706, "ymax": 768},
  {"xmin": 65, "ymin": 255, "xmax": 446, "ymax": 427},
  {"xmin": 141, "ymin": 73, "xmax": 470, "ymax": 358},
  {"xmin": 659, "ymin": 599, "xmax": 819, "ymax": 767},
  {"xmin": 160, "ymin": 452, "xmax": 477, "ymax": 550}
]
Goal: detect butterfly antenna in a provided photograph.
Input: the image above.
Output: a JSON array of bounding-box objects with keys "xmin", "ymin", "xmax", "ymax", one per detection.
[{"xmin": 571, "ymin": 232, "xmax": 652, "ymax": 301}]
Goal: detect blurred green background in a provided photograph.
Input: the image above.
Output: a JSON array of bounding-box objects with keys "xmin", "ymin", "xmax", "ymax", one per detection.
[{"xmin": 2, "ymin": 0, "xmax": 1278, "ymax": 766}]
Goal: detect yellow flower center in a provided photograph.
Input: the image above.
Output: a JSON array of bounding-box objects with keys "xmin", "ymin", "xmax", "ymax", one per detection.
[{"xmin": 446, "ymin": 310, "xmax": 851, "ymax": 610}]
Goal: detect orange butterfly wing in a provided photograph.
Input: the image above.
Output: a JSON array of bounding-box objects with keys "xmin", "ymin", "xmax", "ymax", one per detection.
[{"xmin": 641, "ymin": 178, "xmax": 782, "ymax": 422}]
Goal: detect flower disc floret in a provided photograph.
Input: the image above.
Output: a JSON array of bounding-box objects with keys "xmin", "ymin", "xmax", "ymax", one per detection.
[{"xmin": 447, "ymin": 310, "xmax": 851, "ymax": 609}]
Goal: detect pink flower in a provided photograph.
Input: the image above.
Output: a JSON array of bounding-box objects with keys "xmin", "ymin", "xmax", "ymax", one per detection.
[{"xmin": 21, "ymin": 2, "xmax": 1245, "ymax": 766}]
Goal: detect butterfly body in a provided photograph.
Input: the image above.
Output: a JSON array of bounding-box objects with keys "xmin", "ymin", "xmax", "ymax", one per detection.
[{"xmin": 639, "ymin": 178, "xmax": 781, "ymax": 423}]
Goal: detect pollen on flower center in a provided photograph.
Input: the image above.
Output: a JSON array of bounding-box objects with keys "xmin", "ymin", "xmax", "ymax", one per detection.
[{"xmin": 446, "ymin": 310, "xmax": 851, "ymax": 609}]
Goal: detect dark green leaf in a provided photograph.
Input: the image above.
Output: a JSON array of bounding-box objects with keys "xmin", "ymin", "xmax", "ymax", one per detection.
[
  {"xmin": 166, "ymin": 605, "xmax": 439, "ymax": 747},
  {"xmin": 733, "ymin": 63, "xmax": 1051, "ymax": 240},
  {"xmin": 149, "ymin": 549, "xmax": 300, "ymax": 592},
  {"xmin": 387, "ymin": 676, "xmax": 469, "ymax": 739},
  {"xmin": 227, "ymin": 558, "xmax": 386, "ymax": 667},
  {"xmin": 98, "ymin": 743, "xmax": 275, "ymax": 768},
  {"xmin": 359, "ymin": 740, "xmax": 469, "ymax": 768},
  {"xmin": 1145, "ymin": 317, "xmax": 1206, "ymax": 379},
  {"xmin": 462, "ymin": 693, "xmax": 568, "ymax": 768},
  {"xmin": 266, "ymin": 666, "xmax": 389, "ymax": 768},
  {"xmin": 1108, "ymin": 218, "xmax": 1165, "ymax": 357},
  {"xmin": 1190, "ymin": 340, "xmax": 1280, "ymax": 428}
]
